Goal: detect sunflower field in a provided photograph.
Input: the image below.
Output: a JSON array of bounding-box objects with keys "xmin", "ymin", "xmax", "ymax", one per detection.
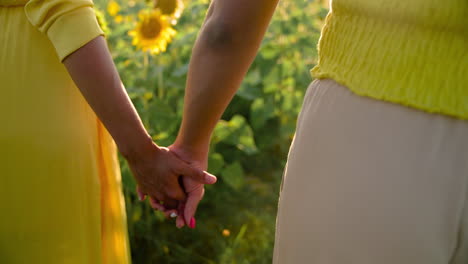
[{"xmin": 94, "ymin": 0, "xmax": 328, "ymax": 263}]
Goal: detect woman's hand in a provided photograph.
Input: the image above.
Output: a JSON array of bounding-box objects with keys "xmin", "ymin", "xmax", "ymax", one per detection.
[
  {"xmin": 63, "ymin": 37, "xmax": 217, "ymax": 212},
  {"xmin": 168, "ymin": 144, "xmax": 209, "ymax": 228},
  {"xmin": 126, "ymin": 141, "xmax": 216, "ymax": 210},
  {"xmin": 165, "ymin": 0, "xmax": 278, "ymax": 226}
]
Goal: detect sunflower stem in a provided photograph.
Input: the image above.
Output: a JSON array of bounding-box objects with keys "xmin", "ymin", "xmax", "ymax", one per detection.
[
  {"xmin": 143, "ymin": 52, "xmax": 149, "ymax": 70},
  {"xmin": 157, "ymin": 60, "xmax": 164, "ymax": 99}
]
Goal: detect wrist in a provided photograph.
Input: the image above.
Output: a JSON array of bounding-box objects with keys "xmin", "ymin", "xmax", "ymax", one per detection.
[
  {"xmin": 118, "ymin": 133, "xmax": 158, "ymax": 163},
  {"xmin": 171, "ymin": 139, "xmax": 210, "ymax": 160}
]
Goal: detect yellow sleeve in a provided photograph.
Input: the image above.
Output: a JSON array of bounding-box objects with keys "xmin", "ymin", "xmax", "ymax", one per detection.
[{"xmin": 25, "ymin": 0, "xmax": 104, "ymax": 61}]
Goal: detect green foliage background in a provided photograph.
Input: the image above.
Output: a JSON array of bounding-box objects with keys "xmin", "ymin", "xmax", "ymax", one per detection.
[{"xmin": 95, "ymin": 0, "xmax": 328, "ymax": 263}]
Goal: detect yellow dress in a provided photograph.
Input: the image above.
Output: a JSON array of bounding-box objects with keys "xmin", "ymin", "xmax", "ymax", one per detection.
[{"xmin": 0, "ymin": 0, "xmax": 131, "ymax": 263}]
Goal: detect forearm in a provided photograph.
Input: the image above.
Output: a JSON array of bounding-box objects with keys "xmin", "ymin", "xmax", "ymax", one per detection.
[
  {"xmin": 174, "ymin": 0, "xmax": 279, "ymax": 153},
  {"xmin": 64, "ymin": 36, "xmax": 153, "ymax": 159}
]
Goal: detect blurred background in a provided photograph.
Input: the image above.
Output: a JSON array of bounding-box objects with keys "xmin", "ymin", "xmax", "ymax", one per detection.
[{"xmin": 94, "ymin": 0, "xmax": 329, "ymax": 263}]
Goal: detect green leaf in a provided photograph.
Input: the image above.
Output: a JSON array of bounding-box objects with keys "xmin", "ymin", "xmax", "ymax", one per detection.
[
  {"xmin": 148, "ymin": 98, "xmax": 177, "ymax": 134},
  {"xmin": 131, "ymin": 203, "xmax": 143, "ymax": 223},
  {"xmin": 260, "ymin": 45, "xmax": 279, "ymax": 59},
  {"xmin": 213, "ymin": 115, "xmax": 258, "ymax": 154},
  {"xmin": 208, "ymin": 153, "xmax": 225, "ymax": 175},
  {"xmin": 172, "ymin": 63, "xmax": 189, "ymax": 78},
  {"xmin": 262, "ymin": 67, "xmax": 280, "ymax": 93},
  {"xmin": 250, "ymin": 98, "xmax": 275, "ymax": 130},
  {"xmin": 221, "ymin": 162, "xmax": 245, "ymax": 190},
  {"xmin": 245, "ymin": 68, "xmax": 261, "ymax": 85},
  {"xmin": 238, "ymin": 68, "xmax": 263, "ymax": 100},
  {"xmin": 213, "ymin": 120, "xmax": 230, "ymax": 142},
  {"xmin": 120, "ymin": 162, "xmax": 136, "ymax": 191}
]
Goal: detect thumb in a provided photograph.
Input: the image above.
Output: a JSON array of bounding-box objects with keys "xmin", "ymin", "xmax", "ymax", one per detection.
[
  {"xmin": 176, "ymin": 163, "xmax": 217, "ymax": 185},
  {"xmin": 184, "ymin": 187, "xmax": 204, "ymax": 228}
]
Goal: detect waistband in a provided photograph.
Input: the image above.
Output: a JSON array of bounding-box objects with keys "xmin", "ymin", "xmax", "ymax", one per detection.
[{"xmin": 0, "ymin": 0, "xmax": 28, "ymax": 6}]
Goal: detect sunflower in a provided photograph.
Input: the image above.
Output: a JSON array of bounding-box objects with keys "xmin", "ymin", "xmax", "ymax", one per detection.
[
  {"xmin": 114, "ymin": 15, "xmax": 123, "ymax": 24},
  {"xmin": 107, "ymin": 0, "xmax": 120, "ymax": 16},
  {"xmin": 129, "ymin": 10, "xmax": 176, "ymax": 54},
  {"xmin": 154, "ymin": 0, "xmax": 184, "ymax": 24}
]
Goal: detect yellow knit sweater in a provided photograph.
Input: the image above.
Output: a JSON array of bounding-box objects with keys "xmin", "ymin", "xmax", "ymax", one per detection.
[{"xmin": 312, "ymin": 0, "xmax": 468, "ymax": 119}]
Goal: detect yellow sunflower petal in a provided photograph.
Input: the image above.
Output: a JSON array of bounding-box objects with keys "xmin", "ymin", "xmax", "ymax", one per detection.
[
  {"xmin": 114, "ymin": 15, "xmax": 123, "ymax": 24},
  {"xmin": 129, "ymin": 9, "xmax": 177, "ymax": 55},
  {"xmin": 107, "ymin": 1, "xmax": 120, "ymax": 16},
  {"xmin": 155, "ymin": 0, "xmax": 184, "ymax": 24}
]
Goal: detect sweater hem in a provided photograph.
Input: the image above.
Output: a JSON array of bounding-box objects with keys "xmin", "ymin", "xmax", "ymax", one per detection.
[{"xmin": 311, "ymin": 69, "xmax": 468, "ymax": 121}]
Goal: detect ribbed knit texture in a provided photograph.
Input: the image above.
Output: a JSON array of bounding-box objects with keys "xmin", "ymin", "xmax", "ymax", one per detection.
[{"xmin": 311, "ymin": 0, "xmax": 468, "ymax": 119}]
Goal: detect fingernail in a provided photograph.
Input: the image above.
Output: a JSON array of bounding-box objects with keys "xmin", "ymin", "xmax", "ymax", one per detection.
[
  {"xmin": 170, "ymin": 212, "xmax": 178, "ymax": 218},
  {"xmin": 189, "ymin": 217, "xmax": 196, "ymax": 229},
  {"xmin": 205, "ymin": 173, "xmax": 217, "ymax": 184}
]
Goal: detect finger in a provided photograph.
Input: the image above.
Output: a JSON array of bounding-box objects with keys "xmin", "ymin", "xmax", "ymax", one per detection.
[
  {"xmin": 184, "ymin": 187, "xmax": 204, "ymax": 228},
  {"xmin": 149, "ymin": 196, "xmax": 167, "ymax": 211},
  {"xmin": 163, "ymin": 209, "xmax": 178, "ymax": 219},
  {"xmin": 136, "ymin": 186, "xmax": 146, "ymax": 201},
  {"xmin": 176, "ymin": 202, "xmax": 185, "ymax": 228},
  {"xmin": 176, "ymin": 215, "xmax": 185, "ymax": 228},
  {"xmin": 165, "ymin": 179, "xmax": 187, "ymax": 201},
  {"xmin": 162, "ymin": 197, "xmax": 179, "ymax": 210},
  {"xmin": 176, "ymin": 163, "xmax": 217, "ymax": 185}
]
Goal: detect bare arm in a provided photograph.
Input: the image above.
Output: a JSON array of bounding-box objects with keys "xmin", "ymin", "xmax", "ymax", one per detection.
[
  {"xmin": 64, "ymin": 36, "xmax": 152, "ymax": 158},
  {"xmin": 173, "ymin": 0, "xmax": 279, "ymax": 154},
  {"xmin": 64, "ymin": 36, "xmax": 216, "ymax": 208},
  {"xmin": 170, "ymin": 0, "xmax": 279, "ymax": 226}
]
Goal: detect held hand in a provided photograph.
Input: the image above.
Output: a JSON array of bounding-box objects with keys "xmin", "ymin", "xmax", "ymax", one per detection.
[
  {"xmin": 125, "ymin": 142, "xmax": 216, "ymax": 209},
  {"xmin": 168, "ymin": 144, "xmax": 210, "ymax": 229}
]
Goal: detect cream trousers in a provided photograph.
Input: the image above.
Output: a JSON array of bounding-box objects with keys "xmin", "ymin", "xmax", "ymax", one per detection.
[{"xmin": 273, "ymin": 79, "xmax": 468, "ymax": 264}]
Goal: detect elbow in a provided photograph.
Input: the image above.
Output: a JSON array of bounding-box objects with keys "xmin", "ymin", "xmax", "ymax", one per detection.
[{"xmin": 200, "ymin": 19, "xmax": 242, "ymax": 51}]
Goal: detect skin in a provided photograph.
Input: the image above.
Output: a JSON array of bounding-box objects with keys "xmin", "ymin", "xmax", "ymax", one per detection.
[
  {"xmin": 167, "ymin": 0, "xmax": 280, "ymax": 228},
  {"xmin": 63, "ymin": 36, "xmax": 217, "ymax": 210}
]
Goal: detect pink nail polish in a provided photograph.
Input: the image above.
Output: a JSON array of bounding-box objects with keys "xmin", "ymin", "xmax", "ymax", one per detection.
[{"xmin": 189, "ymin": 217, "xmax": 196, "ymax": 229}]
